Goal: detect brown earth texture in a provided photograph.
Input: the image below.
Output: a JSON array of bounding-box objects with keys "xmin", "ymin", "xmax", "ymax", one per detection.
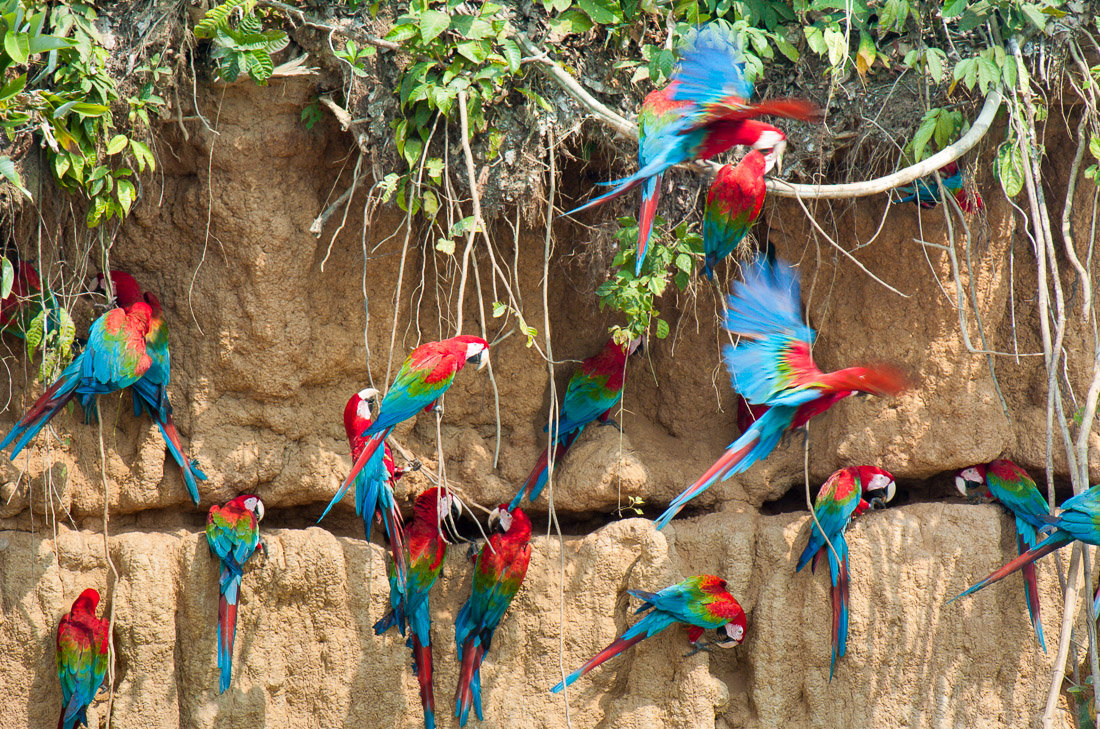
[{"xmin": 2, "ymin": 75, "xmax": 1100, "ymax": 729}]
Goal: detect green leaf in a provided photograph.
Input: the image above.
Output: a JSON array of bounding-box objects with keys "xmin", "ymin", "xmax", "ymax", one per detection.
[
  {"xmin": 492, "ymin": 301, "xmax": 506, "ymax": 318},
  {"xmin": 403, "ymin": 137, "xmax": 423, "ymax": 167},
  {"xmin": 941, "ymin": 0, "xmax": 967, "ymax": 18},
  {"xmin": 910, "ymin": 111, "xmax": 938, "ymax": 161},
  {"xmin": 25, "ymin": 308, "xmax": 44, "ymax": 360},
  {"xmin": 1090, "ymin": 136, "xmax": 1100, "ymax": 161},
  {"xmin": 550, "ymin": 8, "xmax": 594, "ymax": 34},
  {"xmin": 455, "ymin": 40, "xmax": 488, "ymax": 63},
  {"xmin": 577, "ymin": 0, "xmax": 621, "ymax": 24},
  {"xmin": 436, "ymin": 236, "xmax": 456, "ymax": 255},
  {"xmin": 130, "ymin": 140, "xmax": 155, "ymax": 173},
  {"xmin": 116, "ymin": 179, "xmax": 135, "ymax": 215},
  {"xmin": 655, "ymin": 318, "xmax": 669, "ymax": 339},
  {"xmin": 773, "ymin": 34, "xmax": 799, "ymax": 62},
  {"xmin": 996, "ymin": 142, "xmax": 1024, "ymax": 198},
  {"xmin": 450, "ymin": 15, "xmax": 493, "ymax": 40},
  {"xmin": 384, "ymin": 23, "xmax": 419, "ymax": 43},
  {"xmin": 0, "ymin": 257, "xmax": 12, "ymax": 299},
  {"xmin": 823, "ymin": 28, "xmax": 846, "ymax": 68},
  {"xmin": 0, "ymin": 72, "xmax": 25, "ymax": 102},
  {"xmin": 4, "ymin": 32, "xmax": 29, "ymax": 64},
  {"xmin": 419, "ymin": 9, "xmax": 450, "ymax": 43},
  {"xmin": 0, "ymin": 155, "xmax": 30, "ymax": 199},
  {"xmin": 925, "ymin": 47, "xmax": 945, "ymax": 83},
  {"xmin": 500, "ymin": 37, "xmax": 521, "ymax": 73},
  {"xmin": 69, "ymin": 102, "xmax": 110, "ymax": 117},
  {"xmin": 106, "ymin": 134, "xmax": 128, "ymax": 155},
  {"xmin": 451, "ymin": 215, "xmax": 478, "ymax": 236},
  {"xmin": 674, "ymin": 253, "xmax": 693, "ymax": 273},
  {"xmin": 1020, "ymin": 3, "xmax": 1047, "ymax": 31}
]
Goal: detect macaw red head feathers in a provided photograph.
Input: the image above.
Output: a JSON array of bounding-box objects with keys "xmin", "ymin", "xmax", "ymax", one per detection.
[
  {"xmin": 230, "ymin": 494, "xmax": 265, "ymax": 521},
  {"xmin": 72, "ymin": 588, "xmax": 100, "ymax": 615},
  {"xmin": 344, "ymin": 388, "xmax": 379, "ymax": 441},
  {"xmin": 488, "ymin": 504, "xmax": 532, "ymax": 540},
  {"xmin": 450, "ymin": 335, "xmax": 490, "ymax": 371},
  {"xmin": 855, "ymin": 466, "xmax": 896, "ymax": 507},
  {"xmin": 954, "ymin": 187, "xmax": 984, "ymax": 214},
  {"xmin": 413, "ymin": 487, "xmax": 466, "ymax": 543},
  {"xmin": 94, "ymin": 270, "xmax": 143, "ymax": 307},
  {"xmin": 825, "ymin": 364, "xmax": 911, "ymax": 398}
]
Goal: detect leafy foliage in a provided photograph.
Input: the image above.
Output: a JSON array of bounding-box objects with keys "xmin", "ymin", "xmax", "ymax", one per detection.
[
  {"xmin": 194, "ymin": 0, "xmax": 289, "ymax": 85},
  {"xmin": 596, "ymin": 215, "xmax": 702, "ymax": 344},
  {"xmin": 0, "ymin": 1, "xmax": 167, "ymax": 226}
]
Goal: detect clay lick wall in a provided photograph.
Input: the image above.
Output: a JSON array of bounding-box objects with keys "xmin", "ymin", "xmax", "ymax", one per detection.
[{"xmin": 0, "ymin": 76, "xmax": 1098, "ymax": 728}]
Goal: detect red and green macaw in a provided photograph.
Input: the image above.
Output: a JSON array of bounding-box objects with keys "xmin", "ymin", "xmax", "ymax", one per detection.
[
  {"xmin": 96, "ymin": 271, "xmax": 207, "ymax": 504},
  {"xmin": 952, "ymin": 483, "xmax": 1100, "ymax": 607},
  {"xmin": 796, "ymin": 466, "xmax": 896, "ymax": 679},
  {"xmin": 206, "ymin": 494, "xmax": 266, "ymax": 694},
  {"xmin": 0, "ymin": 290, "xmax": 155, "ymax": 459},
  {"xmin": 893, "ymin": 161, "xmax": 984, "ymax": 213},
  {"xmin": 702, "ymin": 150, "xmax": 776, "ymax": 280},
  {"xmin": 550, "ymin": 575, "xmax": 747, "ymax": 693},
  {"xmin": 654, "ymin": 253, "xmax": 908, "ymax": 529},
  {"xmin": 337, "ymin": 335, "xmax": 489, "ymax": 512},
  {"xmin": 320, "ymin": 387, "xmax": 415, "ymax": 588},
  {"xmin": 955, "ymin": 459, "xmax": 1050, "ymax": 650},
  {"xmin": 374, "ymin": 487, "xmax": 465, "ymax": 729},
  {"xmin": 56, "ymin": 588, "xmax": 109, "ymax": 729},
  {"xmin": 454, "ymin": 504, "xmax": 532, "ymax": 726},
  {"xmin": 0, "ymin": 259, "xmax": 43, "ymax": 339},
  {"xmin": 561, "ymin": 24, "xmax": 821, "ymax": 276},
  {"xmin": 511, "ymin": 337, "xmax": 641, "ymax": 509}
]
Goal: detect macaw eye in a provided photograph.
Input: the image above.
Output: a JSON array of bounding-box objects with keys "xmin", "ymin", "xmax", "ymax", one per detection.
[
  {"xmin": 498, "ymin": 510, "xmax": 513, "ymax": 532},
  {"xmin": 725, "ymin": 623, "xmax": 744, "ymax": 643}
]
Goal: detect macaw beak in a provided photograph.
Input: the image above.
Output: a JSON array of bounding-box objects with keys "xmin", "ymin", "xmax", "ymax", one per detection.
[
  {"xmin": 440, "ymin": 494, "xmax": 468, "ymax": 545},
  {"xmin": 487, "ymin": 508, "xmax": 503, "ymax": 534},
  {"xmin": 775, "ymin": 148, "xmax": 784, "ymax": 175},
  {"xmin": 476, "ymin": 349, "xmax": 488, "ymax": 371}
]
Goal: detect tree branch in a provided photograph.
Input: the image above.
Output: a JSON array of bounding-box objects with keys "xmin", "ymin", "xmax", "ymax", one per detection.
[{"xmin": 516, "ymin": 32, "xmax": 1002, "ymax": 199}]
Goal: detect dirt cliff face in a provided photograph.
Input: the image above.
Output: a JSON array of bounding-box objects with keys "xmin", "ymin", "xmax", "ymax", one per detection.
[{"xmin": 0, "ymin": 77, "xmax": 1096, "ymax": 728}]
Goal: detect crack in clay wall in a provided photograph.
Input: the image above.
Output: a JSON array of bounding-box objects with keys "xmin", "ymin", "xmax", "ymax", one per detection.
[{"xmin": 1, "ymin": 76, "xmax": 1098, "ymax": 728}]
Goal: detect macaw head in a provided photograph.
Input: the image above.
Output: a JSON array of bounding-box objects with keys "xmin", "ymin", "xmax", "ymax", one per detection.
[
  {"xmin": 235, "ymin": 494, "xmax": 265, "ymax": 522},
  {"xmin": 344, "ymin": 388, "xmax": 379, "ymax": 441},
  {"xmin": 92, "ymin": 270, "xmax": 143, "ymax": 308},
  {"xmin": 626, "ymin": 336, "xmax": 644, "ymax": 357},
  {"xmin": 856, "ymin": 466, "xmax": 896, "ymax": 509},
  {"xmin": 488, "ymin": 504, "xmax": 532, "ymax": 540},
  {"xmin": 714, "ymin": 618, "xmax": 747, "ymax": 648},
  {"xmin": 955, "ymin": 464, "xmax": 990, "ymax": 504},
  {"xmin": 72, "ymin": 588, "xmax": 100, "ymax": 615},
  {"xmin": 750, "ymin": 126, "xmax": 787, "ymax": 175},
  {"xmin": 453, "ymin": 335, "xmax": 490, "ymax": 371}
]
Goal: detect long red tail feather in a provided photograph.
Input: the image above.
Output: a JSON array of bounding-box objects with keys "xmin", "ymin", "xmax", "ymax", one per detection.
[{"xmin": 411, "ymin": 634, "xmax": 436, "ymax": 726}]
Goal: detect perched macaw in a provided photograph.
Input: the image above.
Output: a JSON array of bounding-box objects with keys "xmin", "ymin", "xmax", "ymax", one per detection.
[
  {"xmin": 654, "ymin": 254, "xmax": 909, "ymax": 528},
  {"xmin": 955, "ymin": 459, "xmax": 1050, "ymax": 650},
  {"xmin": 511, "ymin": 338, "xmax": 641, "ymax": 509},
  {"xmin": 205, "ymin": 494, "xmax": 265, "ymax": 694},
  {"xmin": 796, "ymin": 466, "xmax": 896, "ymax": 679},
  {"xmin": 95, "ymin": 271, "xmax": 207, "ymax": 504},
  {"xmin": 337, "ymin": 336, "xmax": 489, "ymax": 513},
  {"xmin": 454, "ymin": 504, "xmax": 532, "ymax": 726},
  {"xmin": 893, "ymin": 161, "xmax": 983, "ymax": 213},
  {"xmin": 701, "ymin": 150, "xmax": 777, "ymax": 279},
  {"xmin": 550, "ymin": 575, "xmax": 746, "ymax": 693},
  {"xmin": 0, "ymin": 292, "xmax": 155, "ymax": 459},
  {"xmin": 952, "ymin": 483, "xmax": 1100, "ymax": 606},
  {"xmin": 561, "ymin": 24, "xmax": 821, "ymax": 275},
  {"xmin": 56, "ymin": 589, "xmax": 110, "ymax": 729},
  {"xmin": 375, "ymin": 487, "xmax": 465, "ymax": 729},
  {"xmin": 0, "ymin": 259, "xmax": 43, "ymax": 339},
  {"xmin": 320, "ymin": 387, "xmax": 415, "ymax": 588}
]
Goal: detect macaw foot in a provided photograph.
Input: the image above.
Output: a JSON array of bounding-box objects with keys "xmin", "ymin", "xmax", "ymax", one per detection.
[
  {"xmin": 683, "ymin": 640, "xmax": 713, "ymax": 658},
  {"xmin": 407, "ymin": 459, "xmax": 423, "ymax": 472},
  {"xmin": 465, "ymin": 541, "xmax": 480, "ymax": 561},
  {"xmin": 258, "ymin": 540, "xmax": 269, "ymax": 557},
  {"xmin": 598, "ymin": 418, "xmax": 623, "ymax": 433}
]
